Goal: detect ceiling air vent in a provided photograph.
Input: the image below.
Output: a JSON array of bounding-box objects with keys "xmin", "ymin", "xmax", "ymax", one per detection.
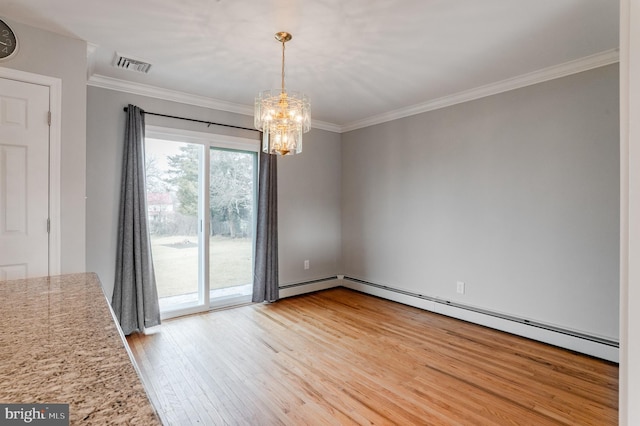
[{"xmin": 112, "ymin": 53, "xmax": 152, "ymax": 74}]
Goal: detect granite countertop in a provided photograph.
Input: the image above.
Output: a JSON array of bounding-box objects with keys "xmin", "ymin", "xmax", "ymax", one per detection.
[{"xmin": 0, "ymin": 273, "xmax": 161, "ymax": 425}]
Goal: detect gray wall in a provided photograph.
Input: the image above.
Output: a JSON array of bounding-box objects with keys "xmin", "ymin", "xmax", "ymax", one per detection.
[
  {"xmin": 277, "ymin": 122, "xmax": 343, "ymax": 286},
  {"xmin": 0, "ymin": 19, "xmax": 87, "ymax": 273},
  {"xmin": 342, "ymin": 64, "xmax": 620, "ymax": 340},
  {"xmin": 86, "ymin": 86, "xmax": 342, "ymax": 299}
]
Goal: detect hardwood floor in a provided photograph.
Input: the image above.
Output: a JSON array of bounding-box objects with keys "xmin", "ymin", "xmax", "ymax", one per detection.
[{"xmin": 127, "ymin": 288, "xmax": 618, "ymax": 425}]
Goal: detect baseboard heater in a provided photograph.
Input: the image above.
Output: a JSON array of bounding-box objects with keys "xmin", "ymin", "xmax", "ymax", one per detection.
[
  {"xmin": 344, "ymin": 276, "xmax": 617, "ymax": 347},
  {"xmin": 277, "ymin": 275, "xmax": 618, "ymax": 361},
  {"xmin": 279, "ymin": 276, "xmax": 338, "ymax": 289},
  {"xmin": 341, "ymin": 276, "xmax": 619, "ymax": 362}
]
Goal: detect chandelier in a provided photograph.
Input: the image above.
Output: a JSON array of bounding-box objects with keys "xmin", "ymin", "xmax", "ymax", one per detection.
[{"xmin": 254, "ymin": 32, "xmax": 310, "ymax": 156}]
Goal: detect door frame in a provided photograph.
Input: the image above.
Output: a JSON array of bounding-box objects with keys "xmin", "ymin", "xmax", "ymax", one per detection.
[
  {"xmin": 0, "ymin": 67, "xmax": 62, "ymax": 275},
  {"xmin": 146, "ymin": 125, "xmax": 259, "ymax": 319}
]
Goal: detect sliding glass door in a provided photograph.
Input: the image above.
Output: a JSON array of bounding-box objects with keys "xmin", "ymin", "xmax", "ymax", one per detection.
[
  {"xmin": 208, "ymin": 148, "xmax": 256, "ymax": 306},
  {"xmin": 146, "ymin": 139, "xmax": 201, "ymax": 310},
  {"xmin": 144, "ymin": 128, "xmax": 257, "ymax": 317}
]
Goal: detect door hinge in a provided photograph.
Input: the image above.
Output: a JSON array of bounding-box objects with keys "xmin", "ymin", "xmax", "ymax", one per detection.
[
  {"xmin": 47, "ymin": 218, "xmax": 50, "ymax": 233},
  {"xmin": 47, "ymin": 111, "xmax": 51, "ymax": 126}
]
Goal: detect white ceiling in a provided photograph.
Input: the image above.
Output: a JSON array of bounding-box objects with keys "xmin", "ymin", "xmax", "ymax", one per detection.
[{"xmin": 0, "ymin": 0, "xmax": 619, "ymax": 130}]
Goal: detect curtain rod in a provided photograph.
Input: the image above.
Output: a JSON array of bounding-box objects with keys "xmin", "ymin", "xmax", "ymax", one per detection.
[{"xmin": 122, "ymin": 107, "xmax": 259, "ymax": 133}]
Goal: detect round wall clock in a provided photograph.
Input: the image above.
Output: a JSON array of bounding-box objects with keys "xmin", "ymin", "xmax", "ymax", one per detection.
[{"xmin": 0, "ymin": 19, "xmax": 18, "ymax": 61}]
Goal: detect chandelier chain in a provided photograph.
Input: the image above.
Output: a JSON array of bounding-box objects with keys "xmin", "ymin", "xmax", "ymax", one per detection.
[{"xmin": 281, "ymin": 39, "xmax": 286, "ymax": 93}]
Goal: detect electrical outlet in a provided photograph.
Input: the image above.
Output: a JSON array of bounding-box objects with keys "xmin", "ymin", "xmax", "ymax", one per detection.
[
  {"xmin": 456, "ymin": 281, "xmax": 465, "ymax": 294},
  {"xmin": 304, "ymin": 260, "xmax": 310, "ymax": 270}
]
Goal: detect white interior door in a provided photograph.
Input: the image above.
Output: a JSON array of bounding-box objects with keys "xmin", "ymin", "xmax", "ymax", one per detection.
[{"xmin": 0, "ymin": 78, "xmax": 50, "ymax": 280}]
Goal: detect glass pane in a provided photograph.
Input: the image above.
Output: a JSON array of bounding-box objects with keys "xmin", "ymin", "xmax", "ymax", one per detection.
[
  {"xmin": 209, "ymin": 148, "xmax": 255, "ymax": 300},
  {"xmin": 146, "ymin": 139, "xmax": 202, "ymax": 309}
]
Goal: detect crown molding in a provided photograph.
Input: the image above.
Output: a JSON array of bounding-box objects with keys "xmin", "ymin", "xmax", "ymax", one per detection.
[
  {"xmin": 87, "ymin": 74, "xmax": 342, "ymax": 133},
  {"xmin": 86, "ymin": 42, "xmax": 98, "ymax": 81},
  {"xmin": 311, "ymin": 120, "xmax": 342, "ymax": 133},
  {"xmin": 88, "ymin": 74, "xmax": 254, "ymax": 115},
  {"xmin": 340, "ymin": 48, "xmax": 620, "ymax": 133},
  {"xmin": 88, "ymin": 49, "xmax": 618, "ymax": 135}
]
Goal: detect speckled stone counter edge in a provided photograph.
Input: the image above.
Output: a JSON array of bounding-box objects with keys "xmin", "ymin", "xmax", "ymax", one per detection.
[{"xmin": 0, "ymin": 273, "xmax": 162, "ymax": 425}]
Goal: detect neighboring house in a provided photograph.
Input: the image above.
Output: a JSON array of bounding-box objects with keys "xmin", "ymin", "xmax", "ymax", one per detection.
[{"xmin": 147, "ymin": 192, "xmax": 174, "ymax": 223}]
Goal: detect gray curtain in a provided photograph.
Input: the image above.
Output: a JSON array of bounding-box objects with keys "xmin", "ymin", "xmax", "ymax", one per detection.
[
  {"xmin": 252, "ymin": 149, "xmax": 279, "ymax": 302},
  {"xmin": 112, "ymin": 104, "xmax": 161, "ymax": 335}
]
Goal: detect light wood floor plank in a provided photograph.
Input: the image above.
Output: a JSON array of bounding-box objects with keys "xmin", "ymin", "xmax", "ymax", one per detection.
[{"xmin": 127, "ymin": 288, "xmax": 618, "ymax": 425}]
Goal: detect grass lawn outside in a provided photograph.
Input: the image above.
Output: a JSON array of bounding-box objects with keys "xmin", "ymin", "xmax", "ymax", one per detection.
[{"xmin": 151, "ymin": 235, "xmax": 253, "ymax": 299}]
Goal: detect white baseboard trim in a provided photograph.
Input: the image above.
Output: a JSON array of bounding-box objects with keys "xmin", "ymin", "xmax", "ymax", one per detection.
[
  {"xmin": 341, "ymin": 278, "xmax": 619, "ymax": 363},
  {"xmin": 278, "ymin": 278, "xmax": 341, "ymax": 298}
]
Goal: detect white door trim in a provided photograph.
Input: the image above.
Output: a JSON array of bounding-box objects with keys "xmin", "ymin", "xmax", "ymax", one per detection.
[
  {"xmin": 620, "ymin": 0, "xmax": 640, "ymax": 423},
  {"xmin": 0, "ymin": 67, "xmax": 62, "ymax": 275}
]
